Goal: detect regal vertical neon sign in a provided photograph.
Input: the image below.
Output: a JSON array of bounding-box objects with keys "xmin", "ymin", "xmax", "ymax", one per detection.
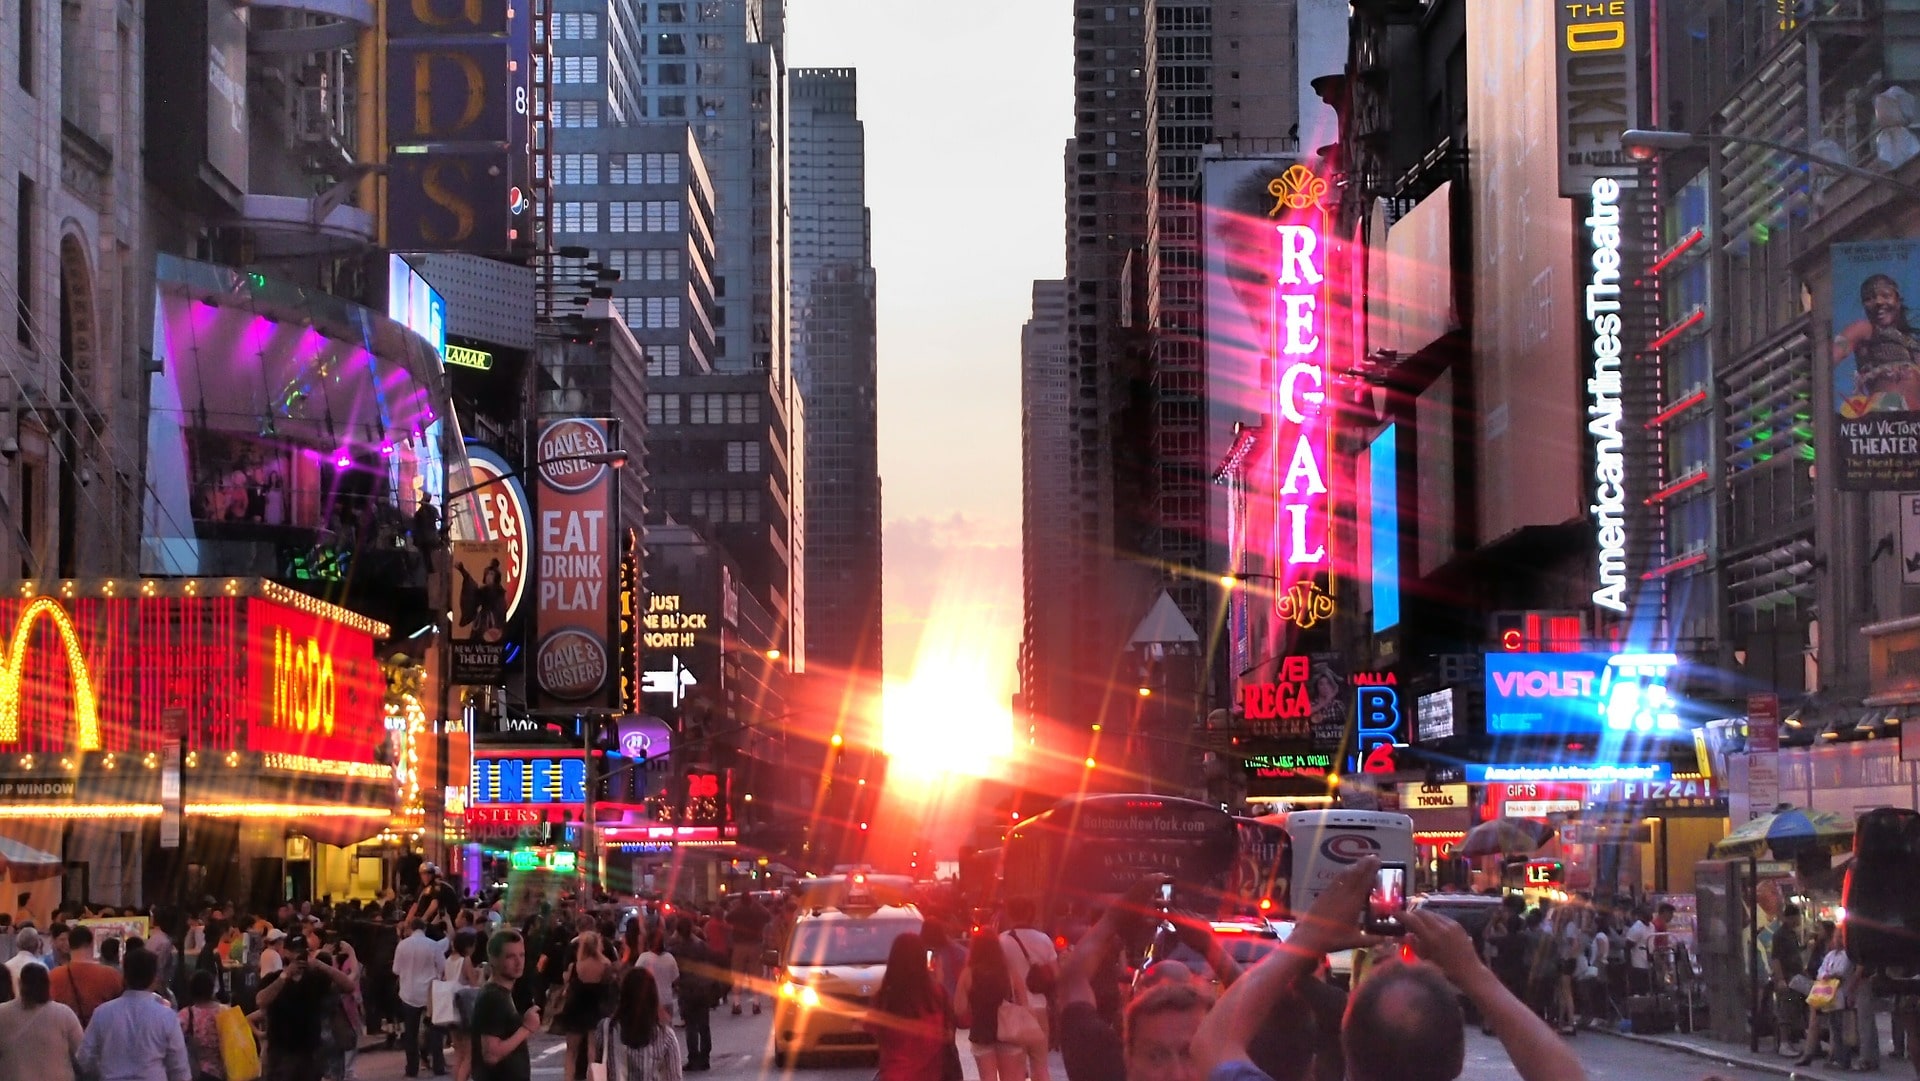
[{"xmin": 1268, "ymin": 165, "xmax": 1330, "ymax": 568}]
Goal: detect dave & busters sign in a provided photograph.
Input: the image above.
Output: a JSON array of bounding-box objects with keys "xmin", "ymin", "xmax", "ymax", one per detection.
[{"xmin": 533, "ymin": 418, "xmax": 618, "ymax": 704}]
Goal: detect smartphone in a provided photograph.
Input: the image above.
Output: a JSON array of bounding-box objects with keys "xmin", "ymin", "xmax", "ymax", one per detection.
[
  {"xmin": 1364, "ymin": 862, "xmax": 1409, "ymax": 935},
  {"xmin": 1157, "ymin": 881, "xmax": 1175, "ymax": 906},
  {"xmin": 1289, "ymin": 809, "xmax": 1415, "ymax": 913}
]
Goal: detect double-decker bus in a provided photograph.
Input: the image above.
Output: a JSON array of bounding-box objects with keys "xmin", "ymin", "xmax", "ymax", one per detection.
[{"xmin": 1001, "ymin": 793, "xmax": 1240, "ymax": 924}]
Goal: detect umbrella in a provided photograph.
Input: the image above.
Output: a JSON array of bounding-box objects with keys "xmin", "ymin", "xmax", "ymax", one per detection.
[
  {"xmin": 0, "ymin": 836, "xmax": 62, "ymax": 883},
  {"xmin": 1712, "ymin": 806, "xmax": 1854, "ymax": 860},
  {"xmin": 1458, "ymin": 817, "xmax": 1557, "ymax": 859}
]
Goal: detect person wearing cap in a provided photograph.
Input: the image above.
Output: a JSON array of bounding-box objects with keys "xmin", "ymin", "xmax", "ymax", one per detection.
[
  {"xmin": 408, "ymin": 864, "xmax": 460, "ymax": 929},
  {"xmin": 260, "ymin": 928, "xmax": 290, "ymax": 978}
]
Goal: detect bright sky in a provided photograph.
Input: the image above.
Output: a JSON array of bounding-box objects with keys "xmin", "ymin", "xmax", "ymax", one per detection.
[{"xmin": 791, "ymin": 4, "xmax": 1071, "ymax": 707}]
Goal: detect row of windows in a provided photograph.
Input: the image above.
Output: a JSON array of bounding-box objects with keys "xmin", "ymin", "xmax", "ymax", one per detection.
[
  {"xmin": 608, "ymin": 200, "xmax": 683, "ymax": 233},
  {"xmin": 555, "ymin": 13, "xmax": 599, "ymax": 39},
  {"xmin": 688, "ymin": 489, "xmax": 761, "ymax": 524},
  {"xmin": 645, "ymin": 392, "xmax": 762, "ymax": 426},
  {"xmin": 555, "ymin": 201, "xmax": 600, "ymax": 233},
  {"xmin": 537, "ymin": 54, "xmax": 600, "ymax": 84},
  {"xmin": 725, "ymin": 441, "xmax": 762, "ymax": 473},
  {"xmin": 605, "ymin": 249, "xmax": 682, "ymax": 282},
  {"xmin": 645, "ymin": 346, "xmax": 684, "ymax": 378},
  {"xmin": 614, "ymin": 296, "xmax": 682, "ymax": 329},
  {"xmin": 556, "ymin": 101, "xmax": 601, "ymax": 128},
  {"xmin": 610, "ymin": 152, "xmax": 682, "ymax": 186}
]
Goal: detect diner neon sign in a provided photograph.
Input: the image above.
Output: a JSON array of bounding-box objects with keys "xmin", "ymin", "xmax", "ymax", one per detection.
[{"xmin": 1271, "ymin": 164, "xmax": 1329, "ymax": 569}]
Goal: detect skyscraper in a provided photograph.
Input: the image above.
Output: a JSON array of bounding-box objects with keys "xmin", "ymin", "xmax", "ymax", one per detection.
[
  {"xmin": 789, "ymin": 68, "xmax": 882, "ymax": 678},
  {"xmin": 1020, "ymin": 280, "xmax": 1072, "ymax": 746},
  {"xmin": 546, "ymin": 0, "xmax": 800, "ymax": 658}
]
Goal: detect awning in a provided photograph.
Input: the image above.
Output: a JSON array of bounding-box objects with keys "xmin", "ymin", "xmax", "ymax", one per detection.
[{"xmin": 0, "ymin": 836, "xmax": 63, "ymax": 882}]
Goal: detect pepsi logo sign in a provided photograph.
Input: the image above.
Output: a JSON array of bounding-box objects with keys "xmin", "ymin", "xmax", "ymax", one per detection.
[{"xmin": 1321, "ymin": 833, "xmax": 1380, "ymax": 865}]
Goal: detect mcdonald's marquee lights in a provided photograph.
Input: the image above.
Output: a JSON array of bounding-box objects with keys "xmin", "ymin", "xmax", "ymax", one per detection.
[{"xmin": 0, "ymin": 581, "xmax": 388, "ymax": 761}]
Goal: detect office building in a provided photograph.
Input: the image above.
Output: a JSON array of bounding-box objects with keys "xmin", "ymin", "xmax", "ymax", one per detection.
[
  {"xmin": 1020, "ymin": 280, "xmax": 1073, "ymax": 746},
  {"xmin": 789, "ymin": 68, "xmax": 881, "ymax": 678}
]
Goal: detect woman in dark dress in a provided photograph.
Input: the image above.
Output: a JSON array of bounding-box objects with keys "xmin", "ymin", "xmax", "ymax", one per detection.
[{"xmin": 559, "ymin": 931, "xmax": 617, "ymax": 1081}]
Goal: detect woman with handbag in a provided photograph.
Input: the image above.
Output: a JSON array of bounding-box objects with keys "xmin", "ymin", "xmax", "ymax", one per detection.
[
  {"xmin": 1795, "ymin": 920, "xmax": 1839, "ymax": 1065},
  {"xmin": 179, "ymin": 970, "xmax": 229, "ymax": 1081},
  {"xmin": 865, "ymin": 933, "xmax": 957, "ymax": 1081},
  {"xmin": 589, "ymin": 968, "xmax": 682, "ymax": 1081},
  {"xmin": 560, "ymin": 932, "xmax": 618, "ymax": 1081},
  {"xmin": 1800, "ymin": 921, "xmax": 1857, "ymax": 1068},
  {"xmin": 955, "ymin": 929, "xmax": 1036, "ymax": 1081}
]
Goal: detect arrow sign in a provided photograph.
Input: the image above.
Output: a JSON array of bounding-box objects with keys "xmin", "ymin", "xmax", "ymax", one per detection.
[{"xmin": 641, "ymin": 656, "xmax": 698, "ymax": 707}]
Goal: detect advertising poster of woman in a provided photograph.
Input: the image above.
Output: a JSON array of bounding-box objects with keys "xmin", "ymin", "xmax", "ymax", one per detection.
[{"xmin": 1832, "ymin": 239, "xmax": 1920, "ymax": 488}]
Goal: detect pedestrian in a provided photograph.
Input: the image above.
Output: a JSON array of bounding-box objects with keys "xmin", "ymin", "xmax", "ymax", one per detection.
[
  {"xmin": 471, "ymin": 930, "xmax": 540, "ymax": 1081},
  {"xmin": 636, "ymin": 932, "xmax": 680, "ymax": 1027},
  {"xmin": 1551, "ymin": 905, "xmax": 1582, "ymax": 1034},
  {"xmin": 865, "ymin": 932, "xmax": 953, "ymax": 1081},
  {"xmin": 559, "ymin": 930, "xmax": 617, "ymax": 1081},
  {"xmin": 4, "ymin": 928, "xmax": 42, "ymax": 983},
  {"xmin": 591, "ymin": 967, "xmax": 682, "ymax": 1081},
  {"xmin": 1795, "ymin": 918, "xmax": 1837, "ymax": 1064},
  {"xmin": 723, "ymin": 894, "xmax": 770, "ymax": 1017},
  {"xmin": 1624, "ymin": 908, "xmax": 1655, "ymax": 997},
  {"xmin": 445, "ymin": 929, "xmax": 486, "ymax": 1081},
  {"xmin": 50, "ymin": 923, "xmax": 125, "ymax": 1026},
  {"xmin": 665, "ymin": 919, "xmax": 716, "ymax": 1071},
  {"xmin": 1580, "ymin": 913, "xmax": 1613, "ymax": 1027},
  {"xmin": 1000, "ymin": 895, "xmax": 1059, "ymax": 1081},
  {"xmin": 956, "ymin": 928, "xmax": 1033, "ymax": 1081},
  {"xmin": 0, "ymin": 963, "xmax": 83, "ymax": 1081},
  {"xmin": 256, "ymin": 933, "xmax": 358, "ymax": 1081},
  {"xmin": 178, "ymin": 969, "xmax": 227, "ymax": 1081},
  {"xmin": 319, "ymin": 938, "xmax": 365, "ymax": 1081},
  {"xmin": 393, "ymin": 918, "xmax": 452, "ymax": 1077},
  {"xmin": 1769, "ymin": 903, "xmax": 1809, "ymax": 1054},
  {"xmin": 1522, "ymin": 911, "xmax": 1557, "ymax": 1020},
  {"xmin": 76, "ymin": 947, "xmax": 191, "ymax": 1081}
]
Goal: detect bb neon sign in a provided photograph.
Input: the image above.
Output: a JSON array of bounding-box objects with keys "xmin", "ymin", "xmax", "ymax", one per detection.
[
  {"xmin": 1271, "ymin": 164, "xmax": 1331, "ymax": 569},
  {"xmin": 0, "ymin": 598, "xmax": 101, "ymax": 751}
]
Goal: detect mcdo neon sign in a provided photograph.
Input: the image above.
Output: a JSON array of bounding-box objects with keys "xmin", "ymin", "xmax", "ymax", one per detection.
[{"xmin": 1271, "ymin": 165, "xmax": 1329, "ymax": 568}]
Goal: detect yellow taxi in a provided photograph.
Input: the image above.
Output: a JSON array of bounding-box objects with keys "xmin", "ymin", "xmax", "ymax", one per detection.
[{"xmin": 771, "ymin": 875, "xmax": 923, "ymax": 1065}]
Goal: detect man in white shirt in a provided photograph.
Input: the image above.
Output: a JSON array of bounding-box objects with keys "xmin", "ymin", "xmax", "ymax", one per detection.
[
  {"xmin": 1624, "ymin": 908, "xmax": 1654, "ymax": 997},
  {"xmin": 392, "ymin": 918, "xmax": 451, "ymax": 1077},
  {"xmin": 3, "ymin": 926, "xmax": 42, "ymax": 981},
  {"xmin": 1000, "ymin": 897, "xmax": 1059, "ymax": 1081}
]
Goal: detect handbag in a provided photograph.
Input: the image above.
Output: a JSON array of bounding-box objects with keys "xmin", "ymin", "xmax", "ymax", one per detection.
[
  {"xmin": 1808, "ymin": 976, "xmax": 1842, "ymax": 1010},
  {"xmin": 1006, "ymin": 932, "xmax": 1057, "ymax": 997},
  {"xmin": 216, "ymin": 1003, "xmax": 262, "ymax": 1081},
  {"xmin": 588, "ymin": 1018, "xmax": 616, "ymax": 1081},
  {"xmin": 996, "ymin": 998, "xmax": 1045, "ymax": 1052},
  {"xmin": 429, "ymin": 979, "xmax": 461, "ymax": 1027}
]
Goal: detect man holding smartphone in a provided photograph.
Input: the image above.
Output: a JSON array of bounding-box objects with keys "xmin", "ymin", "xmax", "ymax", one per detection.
[
  {"xmin": 257, "ymin": 933, "xmax": 359, "ymax": 1081},
  {"xmin": 1194, "ymin": 856, "xmax": 1587, "ymax": 1081}
]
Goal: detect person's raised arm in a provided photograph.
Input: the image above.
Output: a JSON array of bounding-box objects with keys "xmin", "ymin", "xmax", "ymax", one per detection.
[
  {"xmin": 1056, "ymin": 877, "xmax": 1162, "ymax": 1008},
  {"xmin": 1168, "ymin": 907, "xmax": 1243, "ymax": 988},
  {"xmin": 1401, "ymin": 907, "xmax": 1586, "ymax": 1081},
  {"xmin": 1193, "ymin": 856, "xmax": 1379, "ymax": 1074}
]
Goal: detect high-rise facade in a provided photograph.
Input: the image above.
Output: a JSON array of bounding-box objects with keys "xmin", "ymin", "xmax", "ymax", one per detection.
[
  {"xmin": 788, "ymin": 68, "xmax": 881, "ymax": 677},
  {"xmin": 1020, "ymin": 280, "xmax": 1072, "ymax": 744},
  {"xmin": 547, "ymin": 0, "xmax": 800, "ymax": 657}
]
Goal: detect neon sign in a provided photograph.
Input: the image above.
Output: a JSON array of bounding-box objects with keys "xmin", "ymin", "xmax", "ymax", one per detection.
[
  {"xmin": 1585, "ymin": 177, "xmax": 1628, "ymax": 613},
  {"xmin": 1270, "ymin": 165, "xmax": 1330, "ymax": 570},
  {"xmin": 0, "ymin": 598, "xmax": 101, "ymax": 750},
  {"xmin": 1465, "ymin": 762, "xmax": 1671, "ymax": 783},
  {"xmin": 1352, "ymin": 673, "xmax": 1401, "ymax": 772},
  {"xmin": 1485, "ymin": 651, "xmax": 1682, "ymax": 734},
  {"xmin": 271, "ymin": 627, "xmax": 336, "ymax": 736},
  {"xmin": 444, "ymin": 344, "xmax": 494, "ymax": 371},
  {"xmin": 1277, "ymin": 581, "xmax": 1335, "ymax": 629},
  {"xmin": 470, "ymin": 754, "xmax": 587, "ymax": 805}
]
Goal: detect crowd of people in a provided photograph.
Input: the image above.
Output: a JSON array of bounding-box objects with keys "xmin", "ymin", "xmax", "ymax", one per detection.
[{"xmin": 0, "ymin": 861, "xmax": 791, "ymax": 1081}]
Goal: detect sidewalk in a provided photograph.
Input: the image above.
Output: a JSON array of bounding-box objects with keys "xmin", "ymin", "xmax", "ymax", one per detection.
[{"xmin": 1597, "ymin": 1024, "xmax": 1907, "ymax": 1080}]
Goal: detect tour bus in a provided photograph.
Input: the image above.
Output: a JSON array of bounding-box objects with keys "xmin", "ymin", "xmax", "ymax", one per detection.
[
  {"xmin": 1232, "ymin": 814, "xmax": 1292, "ymax": 917},
  {"xmin": 1001, "ymin": 793, "xmax": 1241, "ymax": 927}
]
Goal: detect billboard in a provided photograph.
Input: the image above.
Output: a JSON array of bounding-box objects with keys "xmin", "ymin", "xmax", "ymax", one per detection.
[
  {"xmin": 1554, "ymin": 0, "xmax": 1640, "ymax": 196},
  {"xmin": 206, "ymin": 0, "xmax": 249, "ymax": 193},
  {"xmin": 0, "ymin": 588, "xmax": 385, "ymax": 761},
  {"xmin": 1483, "ymin": 651, "xmax": 1682, "ymax": 735},
  {"xmin": 450, "ymin": 445, "xmax": 531, "ymax": 623},
  {"xmin": 1832, "ymin": 239, "xmax": 1920, "ymax": 489},
  {"xmin": 1242, "ymin": 748, "xmax": 1335, "ymax": 799},
  {"xmin": 533, "ymin": 418, "xmax": 617, "ymax": 704},
  {"xmin": 1202, "ymin": 155, "xmax": 1334, "ymax": 623},
  {"xmin": 451, "ymin": 539, "xmax": 511, "ymax": 684},
  {"xmin": 382, "ymin": 0, "xmax": 523, "ymax": 253}
]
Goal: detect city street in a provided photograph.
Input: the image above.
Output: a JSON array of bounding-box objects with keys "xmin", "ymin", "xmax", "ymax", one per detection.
[{"xmin": 340, "ymin": 1011, "xmax": 1802, "ymax": 1081}]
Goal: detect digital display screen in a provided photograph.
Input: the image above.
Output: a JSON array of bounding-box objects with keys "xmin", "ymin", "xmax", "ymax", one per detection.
[{"xmin": 1484, "ymin": 651, "xmax": 1683, "ymax": 735}]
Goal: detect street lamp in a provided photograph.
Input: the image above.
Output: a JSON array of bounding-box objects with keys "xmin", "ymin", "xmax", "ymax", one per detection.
[{"xmin": 1621, "ymin": 128, "xmax": 1920, "ymax": 201}]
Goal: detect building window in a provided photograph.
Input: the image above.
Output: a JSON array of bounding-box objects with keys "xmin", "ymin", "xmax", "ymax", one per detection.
[
  {"xmin": 697, "ymin": 61, "xmax": 725, "ymax": 85},
  {"xmin": 646, "ymin": 393, "xmax": 681, "ymax": 426},
  {"xmin": 15, "ymin": 174, "xmax": 32, "ymax": 343},
  {"xmin": 658, "ymin": 1, "xmax": 686, "ymax": 21},
  {"xmin": 658, "ymin": 95, "xmax": 687, "ymax": 117},
  {"xmin": 658, "ymin": 32, "xmax": 686, "ymax": 54},
  {"xmin": 645, "ymin": 346, "xmax": 683, "ymax": 377},
  {"xmin": 725, "ymin": 441, "xmax": 761, "ymax": 473},
  {"xmin": 698, "ymin": 33, "xmax": 725, "ymax": 52},
  {"xmin": 557, "ymin": 153, "xmax": 599, "ymax": 185},
  {"xmin": 559, "ymin": 101, "xmax": 601, "ymax": 128},
  {"xmin": 660, "ymin": 63, "xmax": 687, "ymax": 85}
]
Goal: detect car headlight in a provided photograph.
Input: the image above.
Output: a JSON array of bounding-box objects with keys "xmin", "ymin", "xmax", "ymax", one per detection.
[{"xmin": 780, "ymin": 981, "xmax": 820, "ymax": 1007}]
